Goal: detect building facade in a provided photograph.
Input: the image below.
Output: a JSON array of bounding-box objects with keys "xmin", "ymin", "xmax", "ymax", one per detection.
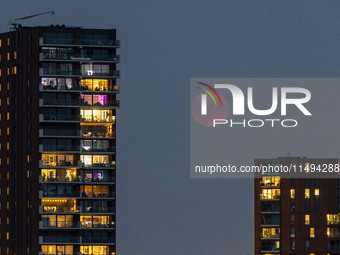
[
  {"xmin": 254, "ymin": 157, "xmax": 340, "ymax": 255},
  {"xmin": 0, "ymin": 26, "xmax": 119, "ymax": 255}
]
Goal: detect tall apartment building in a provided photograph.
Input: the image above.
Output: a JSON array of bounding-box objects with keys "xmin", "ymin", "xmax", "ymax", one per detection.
[
  {"xmin": 254, "ymin": 157, "xmax": 340, "ymax": 255},
  {"xmin": 0, "ymin": 26, "xmax": 119, "ymax": 255}
]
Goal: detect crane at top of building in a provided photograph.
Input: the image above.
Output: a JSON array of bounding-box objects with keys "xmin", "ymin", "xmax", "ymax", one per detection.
[{"xmin": 9, "ymin": 11, "xmax": 55, "ymax": 31}]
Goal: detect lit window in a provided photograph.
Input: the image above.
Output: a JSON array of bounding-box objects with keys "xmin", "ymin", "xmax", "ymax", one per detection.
[
  {"xmin": 6, "ymin": 232, "xmax": 9, "ymax": 240},
  {"xmin": 290, "ymin": 189, "xmax": 295, "ymax": 199},
  {"xmin": 7, "ymin": 112, "xmax": 9, "ymax": 120},
  {"xmin": 315, "ymin": 189, "xmax": 319, "ymax": 196},
  {"xmin": 13, "ymin": 52, "xmax": 16, "ymax": 59},
  {"xmin": 7, "ymin": 53, "xmax": 9, "ymax": 61},
  {"xmin": 327, "ymin": 227, "xmax": 330, "ymax": 237},
  {"xmin": 310, "ymin": 227, "xmax": 315, "ymax": 238},
  {"xmin": 6, "ymin": 143, "xmax": 9, "ymax": 150},
  {"xmin": 305, "ymin": 214, "xmax": 310, "ymax": 225},
  {"xmin": 305, "ymin": 189, "xmax": 310, "ymax": 199},
  {"xmin": 260, "ymin": 189, "xmax": 280, "ymax": 200},
  {"xmin": 0, "ymin": 39, "xmax": 1, "ymax": 47},
  {"xmin": 13, "ymin": 66, "xmax": 16, "ymax": 74},
  {"xmin": 7, "ymin": 97, "xmax": 9, "ymax": 105}
]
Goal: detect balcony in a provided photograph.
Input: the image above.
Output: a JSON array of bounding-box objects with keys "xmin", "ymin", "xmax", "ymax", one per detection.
[
  {"xmin": 81, "ymin": 116, "xmax": 115, "ymax": 123},
  {"xmin": 81, "ymin": 206, "xmax": 115, "ymax": 214},
  {"xmin": 39, "ymin": 144, "xmax": 80, "ymax": 153},
  {"xmin": 40, "ymin": 190, "xmax": 81, "ymax": 198},
  {"xmin": 39, "ymin": 98, "xmax": 84, "ymax": 107},
  {"xmin": 39, "ymin": 129, "xmax": 81, "ymax": 138},
  {"xmin": 39, "ymin": 206, "xmax": 80, "ymax": 214},
  {"xmin": 39, "ymin": 68, "xmax": 120, "ymax": 78},
  {"xmin": 81, "ymin": 100, "xmax": 120, "ymax": 108},
  {"xmin": 81, "ymin": 222, "xmax": 115, "ymax": 229},
  {"xmin": 39, "ymin": 83, "xmax": 120, "ymax": 93},
  {"xmin": 40, "ymin": 37, "xmax": 120, "ymax": 47},
  {"xmin": 39, "ymin": 220, "xmax": 80, "ymax": 229},
  {"xmin": 39, "ymin": 160, "xmax": 80, "ymax": 168},
  {"xmin": 39, "ymin": 175, "xmax": 81, "ymax": 184},
  {"xmin": 82, "ymin": 176, "xmax": 115, "ymax": 183},
  {"xmin": 40, "ymin": 52, "xmax": 120, "ymax": 63},
  {"xmin": 39, "ymin": 236, "xmax": 81, "ymax": 244},
  {"xmin": 81, "ymin": 191, "xmax": 115, "ymax": 199},
  {"xmin": 261, "ymin": 233, "xmax": 280, "ymax": 239},
  {"xmin": 39, "ymin": 114, "xmax": 81, "ymax": 122},
  {"xmin": 81, "ymin": 146, "xmax": 115, "ymax": 154},
  {"xmin": 80, "ymin": 162, "xmax": 115, "ymax": 169}
]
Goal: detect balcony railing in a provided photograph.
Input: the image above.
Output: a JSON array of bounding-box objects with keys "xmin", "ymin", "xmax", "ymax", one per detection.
[
  {"xmin": 82, "ymin": 192, "xmax": 115, "ymax": 198},
  {"xmin": 39, "ymin": 68, "xmax": 120, "ymax": 78},
  {"xmin": 260, "ymin": 195, "xmax": 280, "ymax": 200},
  {"xmin": 82, "ymin": 176, "xmax": 116, "ymax": 183},
  {"xmin": 261, "ymin": 246, "xmax": 280, "ymax": 252},
  {"xmin": 40, "ymin": 37, "xmax": 120, "ymax": 47},
  {"xmin": 40, "ymin": 206, "xmax": 80, "ymax": 213},
  {"xmin": 81, "ymin": 206, "xmax": 115, "ymax": 214},
  {"xmin": 81, "ymin": 116, "xmax": 115, "ymax": 123},
  {"xmin": 39, "ymin": 114, "xmax": 81, "ymax": 122},
  {"xmin": 39, "ymin": 144, "xmax": 80, "ymax": 152},
  {"xmin": 41, "ymin": 52, "xmax": 120, "ymax": 62},
  {"xmin": 40, "ymin": 175, "xmax": 81, "ymax": 183},
  {"xmin": 81, "ymin": 222, "xmax": 115, "ymax": 229},
  {"xmin": 81, "ymin": 100, "xmax": 120, "ymax": 107},
  {"xmin": 82, "ymin": 237, "xmax": 115, "ymax": 244},
  {"xmin": 40, "ymin": 129, "xmax": 81, "ymax": 137},
  {"xmin": 39, "ymin": 236, "xmax": 80, "ymax": 244},
  {"xmin": 40, "ymin": 190, "xmax": 81, "ymax": 198},
  {"xmin": 39, "ymin": 220, "xmax": 80, "ymax": 229},
  {"xmin": 80, "ymin": 162, "xmax": 115, "ymax": 168},
  {"xmin": 40, "ymin": 160, "xmax": 79, "ymax": 168},
  {"xmin": 261, "ymin": 233, "xmax": 280, "ymax": 239},
  {"xmin": 40, "ymin": 98, "xmax": 84, "ymax": 106},
  {"xmin": 39, "ymin": 83, "xmax": 120, "ymax": 93},
  {"xmin": 81, "ymin": 146, "xmax": 115, "ymax": 153},
  {"xmin": 82, "ymin": 132, "xmax": 115, "ymax": 138}
]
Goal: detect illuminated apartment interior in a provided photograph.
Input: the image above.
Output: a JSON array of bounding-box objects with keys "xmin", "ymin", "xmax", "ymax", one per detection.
[
  {"xmin": 254, "ymin": 157, "xmax": 340, "ymax": 255},
  {"xmin": 0, "ymin": 26, "xmax": 119, "ymax": 254}
]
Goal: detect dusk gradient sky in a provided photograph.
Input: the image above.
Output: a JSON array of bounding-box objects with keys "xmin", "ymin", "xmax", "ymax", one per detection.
[{"xmin": 1, "ymin": 1, "xmax": 340, "ymax": 254}]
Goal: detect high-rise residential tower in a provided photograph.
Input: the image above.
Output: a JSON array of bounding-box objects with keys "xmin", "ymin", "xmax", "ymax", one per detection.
[
  {"xmin": 0, "ymin": 25, "xmax": 119, "ymax": 255},
  {"xmin": 254, "ymin": 157, "xmax": 340, "ymax": 255}
]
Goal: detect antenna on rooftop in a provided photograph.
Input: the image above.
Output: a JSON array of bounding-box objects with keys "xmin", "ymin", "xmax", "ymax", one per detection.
[{"xmin": 9, "ymin": 11, "xmax": 55, "ymax": 31}]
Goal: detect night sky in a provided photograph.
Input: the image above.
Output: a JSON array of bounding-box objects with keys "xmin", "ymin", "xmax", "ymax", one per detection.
[{"xmin": 1, "ymin": 1, "xmax": 340, "ymax": 254}]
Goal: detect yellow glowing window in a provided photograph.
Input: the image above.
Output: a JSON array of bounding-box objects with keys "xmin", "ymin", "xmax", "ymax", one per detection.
[
  {"xmin": 0, "ymin": 54, "xmax": 1, "ymax": 61},
  {"xmin": 6, "ymin": 143, "xmax": 9, "ymax": 150},
  {"xmin": 310, "ymin": 228, "xmax": 315, "ymax": 238},
  {"xmin": 13, "ymin": 52, "xmax": 16, "ymax": 59},
  {"xmin": 327, "ymin": 227, "xmax": 330, "ymax": 237},
  {"xmin": 290, "ymin": 189, "xmax": 295, "ymax": 199},
  {"xmin": 6, "ymin": 202, "xmax": 9, "ymax": 209},
  {"xmin": 7, "ymin": 128, "xmax": 9, "ymax": 135},
  {"xmin": 13, "ymin": 66, "xmax": 16, "ymax": 74},
  {"xmin": 260, "ymin": 189, "xmax": 280, "ymax": 200},
  {"xmin": 6, "ymin": 232, "xmax": 9, "ymax": 240},
  {"xmin": 305, "ymin": 189, "xmax": 310, "ymax": 199},
  {"xmin": 7, "ymin": 113, "xmax": 9, "ymax": 120},
  {"xmin": 315, "ymin": 189, "xmax": 319, "ymax": 196},
  {"xmin": 7, "ymin": 97, "xmax": 9, "ymax": 105},
  {"xmin": 305, "ymin": 214, "xmax": 310, "ymax": 225},
  {"xmin": 0, "ymin": 99, "xmax": 1, "ymax": 106},
  {"xmin": 327, "ymin": 214, "xmax": 340, "ymax": 225},
  {"xmin": 0, "ymin": 39, "xmax": 1, "ymax": 47},
  {"xmin": 7, "ymin": 53, "xmax": 9, "ymax": 61},
  {"xmin": 0, "ymin": 69, "xmax": 2, "ymax": 76}
]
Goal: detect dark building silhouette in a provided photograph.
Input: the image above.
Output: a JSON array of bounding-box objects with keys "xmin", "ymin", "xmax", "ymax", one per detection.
[
  {"xmin": 255, "ymin": 157, "xmax": 340, "ymax": 255},
  {"xmin": 0, "ymin": 26, "xmax": 119, "ymax": 255}
]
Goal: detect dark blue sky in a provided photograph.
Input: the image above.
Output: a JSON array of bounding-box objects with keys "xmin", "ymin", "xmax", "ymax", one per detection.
[{"xmin": 2, "ymin": 1, "xmax": 340, "ymax": 254}]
